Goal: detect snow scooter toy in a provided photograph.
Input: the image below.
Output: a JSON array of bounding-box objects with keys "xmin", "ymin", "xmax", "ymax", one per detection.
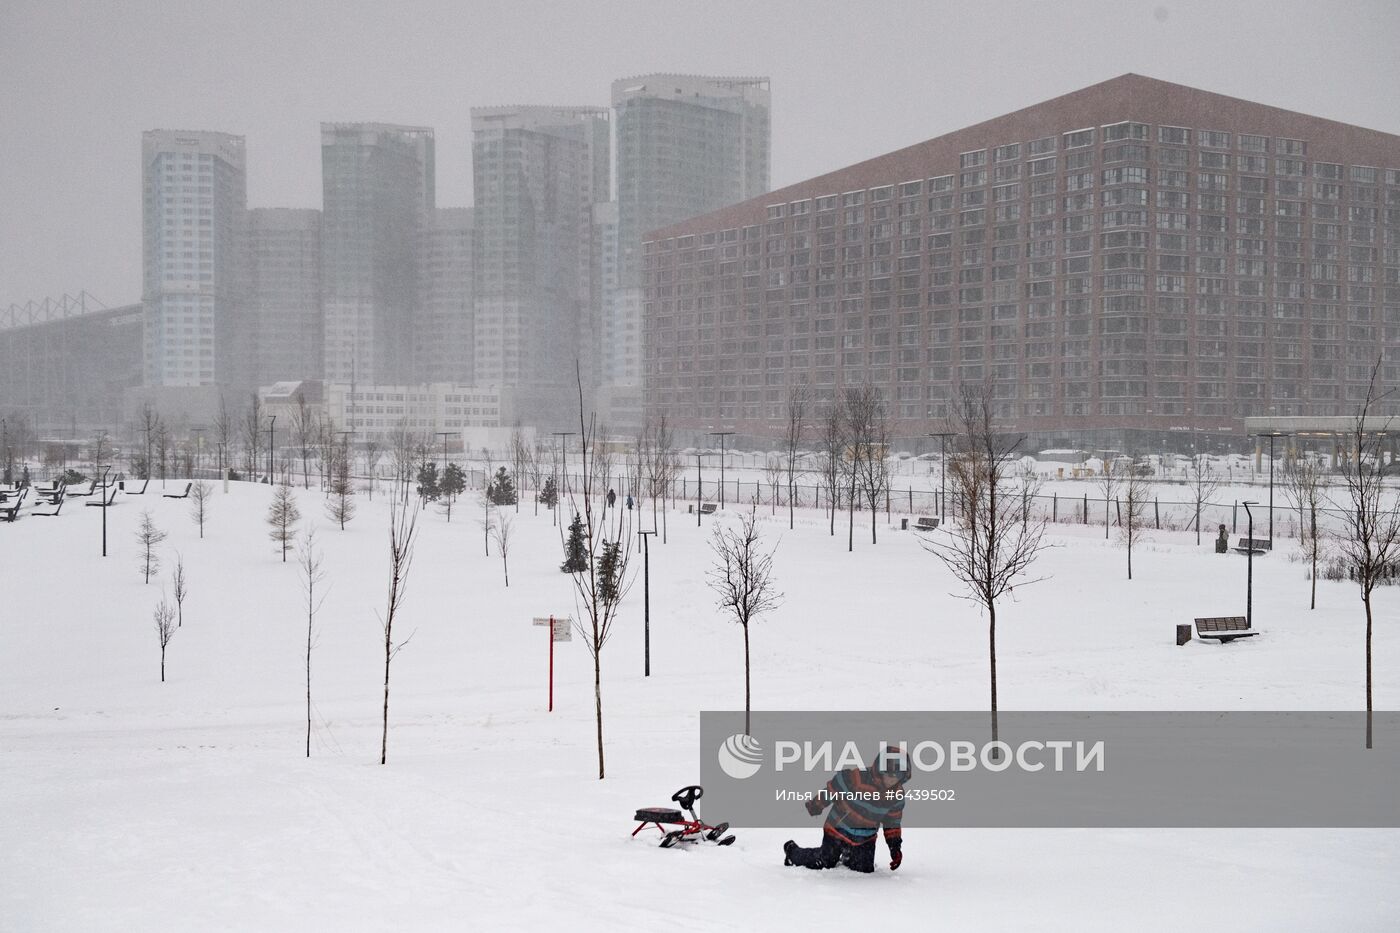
[{"xmin": 632, "ymin": 785, "xmax": 736, "ymax": 848}]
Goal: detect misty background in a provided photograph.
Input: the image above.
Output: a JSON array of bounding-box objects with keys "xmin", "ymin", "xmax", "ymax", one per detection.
[{"xmin": 3, "ymin": 0, "xmax": 1397, "ymax": 306}]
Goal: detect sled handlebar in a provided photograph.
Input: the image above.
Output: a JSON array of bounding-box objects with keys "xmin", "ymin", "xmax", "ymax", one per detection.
[{"xmin": 671, "ymin": 785, "xmax": 703, "ymax": 812}]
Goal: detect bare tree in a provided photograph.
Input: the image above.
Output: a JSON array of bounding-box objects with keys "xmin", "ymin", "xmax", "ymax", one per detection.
[
  {"xmin": 525, "ymin": 439, "xmax": 546, "ymax": 517},
  {"xmin": 135, "ymin": 509, "xmax": 166, "ymax": 583},
  {"xmin": 213, "ymin": 394, "xmax": 234, "ymax": 480},
  {"xmin": 1096, "ymin": 455, "xmax": 1121, "ymax": 539},
  {"xmin": 510, "ymin": 425, "xmax": 530, "ymax": 514},
  {"xmin": 362, "ymin": 438, "xmax": 383, "ymax": 501},
  {"xmin": 172, "ymin": 553, "xmax": 187, "ymax": 627},
  {"xmin": 762, "ymin": 456, "xmax": 783, "ymax": 515},
  {"xmin": 1186, "ymin": 453, "xmax": 1223, "ymax": 545},
  {"xmin": 644, "ymin": 415, "xmax": 678, "ymax": 542},
  {"xmin": 706, "ymin": 505, "xmax": 783, "ymax": 736},
  {"xmin": 325, "ymin": 445, "xmax": 357, "ymax": 530},
  {"xmin": 388, "ymin": 420, "xmax": 418, "ymax": 494},
  {"xmin": 291, "ymin": 395, "xmax": 316, "ymax": 489},
  {"xmin": 154, "ymin": 595, "xmax": 176, "ymax": 683},
  {"xmin": 783, "ymin": 384, "xmax": 809, "ymax": 529},
  {"xmin": 266, "ymin": 480, "xmax": 301, "ymax": 562},
  {"xmin": 561, "ymin": 364, "xmax": 634, "ymax": 779},
  {"xmin": 1018, "ymin": 459, "xmax": 1045, "ymax": 525},
  {"xmin": 380, "ymin": 488, "xmax": 420, "ymax": 765},
  {"xmin": 188, "ymin": 481, "xmax": 213, "ymax": 538},
  {"xmin": 154, "ymin": 419, "xmax": 171, "ymax": 486},
  {"xmin": 921, "ymin": 383, "xmax": 1050, "ymax": 751},
  {"xmin": 1336, "ymin": 359, "xmax": 1400, "ymax": 749},
  {"xmin": 1118, "ymin": 460, "xmax": 1152, "ymax": 580},
  {"xmin": 138, "ymin": 401, "xmax": 159, "ymax": 480},
  {"xmin": 299, "ymin": 531, "xmax": 326, "ymax": 758},
  {"xmin": 492, "ymin": 512, "xmax": 514, "ymax": 587},
  {"xmin": 242, "ymin": 393, "xmax": 265, "ymax": 478},
  {"xmin": 1281, "ymin": 455, "xmax": 1326, "ymax": 609},
  {"xmin": 816, "ymin": 402, "xmax": 845, "ymax": 537},
  {"xmin": 845, "ymin": 383, "xmax": 890, "ymax": 545}
]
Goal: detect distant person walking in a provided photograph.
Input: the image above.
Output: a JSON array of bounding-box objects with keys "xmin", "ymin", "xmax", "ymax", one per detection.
[{"xmin": 606, "ymin": 488, "xmax": 616, "ymax": 508}]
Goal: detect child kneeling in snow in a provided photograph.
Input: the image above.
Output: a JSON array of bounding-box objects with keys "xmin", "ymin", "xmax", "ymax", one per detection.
[{"xmin": 783, "ymin": 745, "xmax": 908, "ymax": 873}]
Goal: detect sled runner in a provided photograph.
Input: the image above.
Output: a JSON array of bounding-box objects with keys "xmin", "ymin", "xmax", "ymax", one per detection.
[{"xmin": 632, "ymin": 785, "xmax": 736, "ymax": 848}]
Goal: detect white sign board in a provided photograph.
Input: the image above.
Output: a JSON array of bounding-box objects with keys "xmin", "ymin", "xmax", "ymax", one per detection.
[{"xmin": 533, "ymin": 616, "xmax": 572, "ymax": 642}]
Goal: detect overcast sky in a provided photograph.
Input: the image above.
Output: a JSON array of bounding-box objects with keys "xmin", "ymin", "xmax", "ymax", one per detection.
[{"xmin": 2, "ymin": 0, "xmax": 1397, "ymax": 308}]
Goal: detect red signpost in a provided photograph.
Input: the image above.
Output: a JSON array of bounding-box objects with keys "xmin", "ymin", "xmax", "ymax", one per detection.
[{"xmin": 532, "ymin": 615, "xmax": 571, "ymax": 711}]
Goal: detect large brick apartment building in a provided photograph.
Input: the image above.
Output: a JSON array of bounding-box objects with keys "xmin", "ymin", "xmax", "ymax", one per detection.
[{"xmin": 641, "ymin": 75, "xmax": 1400, "ymax": 452}]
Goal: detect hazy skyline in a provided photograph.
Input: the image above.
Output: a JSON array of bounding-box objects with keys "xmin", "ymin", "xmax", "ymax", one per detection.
[{"xmin": 2, "ymin": 0, "xmax": 1398, "ymax": 307}]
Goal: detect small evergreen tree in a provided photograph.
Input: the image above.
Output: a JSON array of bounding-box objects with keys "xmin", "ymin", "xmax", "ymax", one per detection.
[
  {"xmin": 487, "ymin": 465, "xmax": 517, "ymax": 506},
  {"xmin": 560, "ymin": 513, "xmax": 588, "ymax": 572},
  {"xmin": 538, "ymin": 475, "xmax": 558, "ymax": 509},
  {"xmin": 598, "ymin": 540, "xmax": 622, "ymax": 605},
  {"xmin": 325, "ymin": 451, "xmax": 356, "ymax": 530},
  {"xmin": 441, "ymin": 462, "xmax": 467, "ymax": 501},
  {"xmin": 416, "ymin": 461, "xmax": 440, "ymax": 502}
]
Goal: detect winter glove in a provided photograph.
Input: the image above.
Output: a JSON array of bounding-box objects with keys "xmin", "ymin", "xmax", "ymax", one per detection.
[
  {"xmin": 888, "ymin": 840, "xmax": 903, "ymax": 871},
  {"xmin": 804, "ymin": 796, "xmax": 826, "ymax": 816}
]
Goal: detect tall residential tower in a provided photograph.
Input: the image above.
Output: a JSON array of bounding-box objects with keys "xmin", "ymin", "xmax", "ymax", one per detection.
[
  {"xmin": 320, "ymin": 122, "xmax": 435, "ymax": 387},
  {"xmin": 610, "ymin": 75, "xmax": 771, "ymax": 426},
  {"xmin": 471, "ymin": 106, "xmax": 610, "ymax": 426},
  {"xmin": 141, "ymin": 130, "xmax": 246, "ymax": 388}
]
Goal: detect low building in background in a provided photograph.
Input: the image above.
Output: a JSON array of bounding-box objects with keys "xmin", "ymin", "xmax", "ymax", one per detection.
[{"xmin": 322, "ymin": 382, "xmax": 524, "ymax": 453}]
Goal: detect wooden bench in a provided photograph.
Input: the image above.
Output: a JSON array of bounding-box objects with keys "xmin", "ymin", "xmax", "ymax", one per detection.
[
  {"xmin": 1194, "ymin": 616, "xmax": 1259, "ymax": 644},
  {"xmin": 1232, "ymin": 537, "xmax": 1272, "ymax": 555},
  {"xmin": 31, "ymin": 496, "xmax": 65, "ymax": 517},
  {"xmin": 699, "ymin": 502, "xmax": 717, "ymax": 515},
  {"xmin": 915, "ymin": 516, "xmax": 940, "ymax": 531},
  {"xmin": 162, "ymin": 481, "xmax": 193, "ymax": 499},
  {"xmin": 0, "ymin": 488, "xmax": 27, "ymax": 522}
]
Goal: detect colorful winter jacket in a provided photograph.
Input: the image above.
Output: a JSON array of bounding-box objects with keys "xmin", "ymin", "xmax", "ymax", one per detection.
[{"xmin": 815, "ymin": 765, "xmax": 907, "ymax": 846}]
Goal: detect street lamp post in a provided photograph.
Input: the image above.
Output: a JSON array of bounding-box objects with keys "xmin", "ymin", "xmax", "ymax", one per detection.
[
  {"xmin": 707, "ymin": 431, "xmax": 735, "ymax": 509},
  {"xmin": 1253, "ymin": 431, "xmax": 1289, "ymax": 543},
  {"xmin": 638, "ymin": 529, "xmax": 656, "ymax": 676},
  {"xmin": 267, "ymin": 415, "xmax": 276, "ymax": 484},
  {"xmin": 926, "ymin": 432, "xmax": 952, "ymax": 523},
  {"xmin": 435, "ymin": 431, "xmax": 458, "ymax": 480},
  {"xmin": 1242, "ymin": 501, "xmax": 1257, "ymax": 629}
]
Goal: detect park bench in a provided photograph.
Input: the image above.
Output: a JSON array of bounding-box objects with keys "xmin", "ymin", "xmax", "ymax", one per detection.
[
  {"xmin": 0, "ymin": 488, "xmax": 28, "ymax": 522},
  {"xmin": 31, "ymin": 495, "xmax": 65, "ymax": 517},
  {"xmin": 120, "ymin": 478, "xmax": 150, "ymax": 495},
  {"xmin": 1194, "ymin": 616, "xmax": 1259, "ymax": 644},
  {"xmin": 914, "ymin": 516, "xmax": 940, "ymax": 531},
  {"xmin": 85, "ymin": 485, "xmax": 118, "ymax": 507},
  {"xmin": 699, "ymin": 502, "xmax": 717, "ymax": 515},
  {"xmin": 162, "ymin": 481, "xmax": 193, "ymax": 499},
  {"xmin": 1232, "ymin": 537, "xmax": 1272, "ymax": 555}
]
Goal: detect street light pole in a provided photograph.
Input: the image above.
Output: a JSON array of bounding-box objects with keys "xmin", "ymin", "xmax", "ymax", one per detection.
[
  {"xmin": 708, "ymin": 431, "xmax": 735, "ymax": 509},
  {"xmin": 926, "ymin": 432, "xmax": 953, "ymax": 523},
  {"xmin": 1242, "ymin": 501, "xmax": 1257, "ymax": 629},
  {"xmin": 267, "ymin": 415, "xmax": 276, "ymax": 484},
  {"xmin": 638, "ymin": 529, "xmax": 656, "ymax": 676},
  {"xmin": 435, "ymin": 431, "xmax": 458, "ymax": 480}
]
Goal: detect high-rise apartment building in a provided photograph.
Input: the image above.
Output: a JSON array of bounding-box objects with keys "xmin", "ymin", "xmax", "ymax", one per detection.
[
  {"xmin": 141, "ymin": 129, "xmax": 246, "ymax": 388},
  {"xmin": 234, "ymin": 208, "xmax": 322, "ymax": 395},
  {"xmin": 471, "ymin": 106, "xmax": 610, "ymax": 426},
  {"xmin": 642, "ymin": 75, "xmax": 1400, "ymax": 450},
  {"xmin": 416, "ymin": 207, "xmax": 475, "ymax": 384},
  {"xmin": 320, "ymin": 123, "xmax": 435, "ymax": 387},
  {"xmin": 610, "ymin": 75, "xmax": 771, "ymax": 427}
]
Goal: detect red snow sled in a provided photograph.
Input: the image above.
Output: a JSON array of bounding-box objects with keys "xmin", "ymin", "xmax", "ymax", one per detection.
[{"xmin": 632, "ymin": 785, "xmax": 736, "ymax": 848}]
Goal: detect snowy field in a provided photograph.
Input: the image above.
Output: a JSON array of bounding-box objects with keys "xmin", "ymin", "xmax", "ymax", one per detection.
[{"xmin": 2, "ymin": 479, "xmax": 1398, "ymax": 932}]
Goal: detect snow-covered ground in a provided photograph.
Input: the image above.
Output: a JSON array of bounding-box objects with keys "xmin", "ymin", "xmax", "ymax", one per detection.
[{"xmin": 2, "ymin": 480, "xmax": 1397, "ymax": 931}]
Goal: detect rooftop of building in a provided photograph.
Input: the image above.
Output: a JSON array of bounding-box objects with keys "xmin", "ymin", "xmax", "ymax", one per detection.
[{"xmin": 647, "ymin": 73, "xmax": 1400, "ymax": 242}]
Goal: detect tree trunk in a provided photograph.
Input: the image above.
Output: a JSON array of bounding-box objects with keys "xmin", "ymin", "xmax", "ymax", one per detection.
[
  {"xmin": 1365, "ymin": 591, "xmax": 1373, "ymax": 749},
  {"xmin": 870, "ymin": 490, "xmax": 877, "ymax": 545},
  {"xmin": 847, "ymin": 475, "xmax": 855, "ymax": 552},
  {"xmin": 743, "ymin": 622, "xmax": 752, "ymax": 737},
  {"xmin": 594, "ymin": 653, "xmax": 605, "ymax": 779},
  {"xmin": 1309, "ymin": 510, "xmax": 1317, "ymax": 610},
  {"xmin": 380, "ymin": 631, "xmax": 392, "ymax": 765},
  {"xmin": 160, "ymin": 647, "xmax": 165, "ymax": 683},
  {"xmin": 988, "ymin": 600, "xmax": 998, "ymax": 750}
]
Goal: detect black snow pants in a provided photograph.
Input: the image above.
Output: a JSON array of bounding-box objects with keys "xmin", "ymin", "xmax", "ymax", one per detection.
[{"xmin": 787, "ymin": 833, "xmax": 876, "ymax": 873}]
